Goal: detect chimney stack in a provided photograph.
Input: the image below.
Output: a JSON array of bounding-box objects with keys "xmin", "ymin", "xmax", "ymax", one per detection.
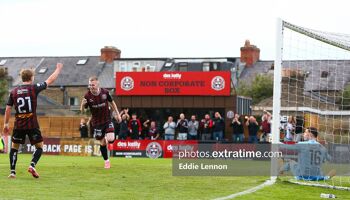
[
  {"xmin": 100, "ymin": 46, "xmax": 121, "ymax": 63},
  {"xmin": 240, "ymin": 40, "xmax": 260, "ymax": 67},
  {"xmin": 0, "ymin": 67, "xmax": 8, "ymax": 78}
]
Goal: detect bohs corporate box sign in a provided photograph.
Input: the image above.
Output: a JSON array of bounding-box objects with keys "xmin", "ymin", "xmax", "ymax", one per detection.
[{"xmin": 115, "ymin": 71, "xmax": 230, "ymax": 96}]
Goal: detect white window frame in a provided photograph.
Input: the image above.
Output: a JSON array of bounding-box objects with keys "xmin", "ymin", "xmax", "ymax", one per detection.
[
  {"xmin": 119, "ymin": 62, "xmax": 127, "ymax": 72},
  {"xmin": 0, "ymin": 59, "xmax": 7, "ymax": 66},
  {"xmin": 69, "ymin": 97, "xmax": 79, "ymax": 106},
  {"xmin": 77, "ymin": 59, "xmax": 88, "ymax": 65},
  {"xmin": 38, "ymin": 68, "xmax": 48, "ymax": 74}
]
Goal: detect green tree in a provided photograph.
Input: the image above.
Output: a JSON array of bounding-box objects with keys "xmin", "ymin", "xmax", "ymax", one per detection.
[
  {"xmin": 0, "ymin": 68, "xmax": 9, "ymax": 107},
  {"xmin": 237, "ymin": 74, "xmax": 273, "ymax": 104},
  {"xmin": 340, "ymin": 85, "xmax": 350, "ymax": 110}
]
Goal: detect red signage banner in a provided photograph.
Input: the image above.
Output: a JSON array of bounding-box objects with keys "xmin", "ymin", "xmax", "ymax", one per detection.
[
  {"xmin": 108, "ymin": 140, "xmax": 198, "ymax": 158},
  {"xmin": 162, "ymin": 140, "xmax": 198, "ymax": 158},
  {"xmin": 115, "ymin": 71, "xmax": 230, "ymax": 96}
]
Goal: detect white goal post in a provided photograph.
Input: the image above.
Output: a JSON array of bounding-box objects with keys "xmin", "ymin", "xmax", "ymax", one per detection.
[{"xmin": 271, "ymin": 18, "xmax": 350, "ymax": 190}]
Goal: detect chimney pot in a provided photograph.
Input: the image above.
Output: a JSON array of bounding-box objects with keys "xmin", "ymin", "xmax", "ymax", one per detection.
[
  {"xmin": 100, "ymin": 46, "xmax": 121, "ymax": 63},
  {"xmin": 240, "ymin": 40, "xmax": 260, "ymax": 67}
]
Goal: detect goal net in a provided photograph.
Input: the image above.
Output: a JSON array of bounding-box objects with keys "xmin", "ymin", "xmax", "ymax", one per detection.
[{"xmin": 272, "ymin": 19, "xmax": 350, "ymax": 190}]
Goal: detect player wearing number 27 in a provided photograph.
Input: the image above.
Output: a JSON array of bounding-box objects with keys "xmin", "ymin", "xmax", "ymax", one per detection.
[{"xmin": 3, "ymin": 63, "xmax": 63, "ymax": 179}]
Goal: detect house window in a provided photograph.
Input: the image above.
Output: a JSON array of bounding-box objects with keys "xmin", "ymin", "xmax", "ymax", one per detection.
[
  {"xmin": 179, "ymin": 62, "xmax": 188, "ymax": 71},
  {"xmin": 202, "ymin": 63, "xmax": 210, "ymax": 71},
  {"xmin": 0, "ymin": 59, "xmax": 7, "ymax": 66},
  {"xmin": 164, "ymin": 62, "xmax": 173, "ymax": 68},
  {"xmin": 119, "ymin": 62, "xmax": 127, "ymax": 72},
  {"xmin": 145, "ymin": 65, "xmax": 155, "ymax": 72},
  {"xmin": 212, "ymin": 63, "xmax": 218, "ymax": 71},
  {"xmin": 321, "ymin": 71, "xmax": 329, "ymax": 78},
  {"xmin": 38, "ymin": 68, "xmax": 48, "ymax": 74},
  {"xmin": 77, "ymin": 59, "xmax": 88, "ymax": 65},
  {"xmin": 132, "ymin": 61, "xmax": 141, "ymax": 71},
  {"xmin": 179, "ymin": 66, "xmax": 187, "ymax": 72},
  {"xmin": 69, "ymin": 97, "xmax": 79, "ymax": 106}
]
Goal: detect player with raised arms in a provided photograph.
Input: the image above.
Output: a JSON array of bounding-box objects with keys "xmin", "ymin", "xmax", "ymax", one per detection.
[
  {"xmin": 80, "ymin": 76, "xmax": 120, "ymax": 169},
  {"xmin": 3, "ymin": 63, "xmax": 63, "ymax": 179}
]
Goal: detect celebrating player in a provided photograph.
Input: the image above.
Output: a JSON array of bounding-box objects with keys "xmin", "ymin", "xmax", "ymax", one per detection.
[
  {"xmin": 3, "ymin": 63, "xmax": 63, "ymax": 179},
  {"xmin": 80, "ymin": 76, "xmax": 120, "ymax": 169}
]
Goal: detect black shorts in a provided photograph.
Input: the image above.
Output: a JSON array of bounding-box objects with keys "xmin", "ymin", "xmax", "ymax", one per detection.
[
  {"xmin": 93, "ymin": 121, "xmax": 114, "ymax": 140},
  {"xmin": 12, "ymin": 128, "xmax": 43, "ymax": 145}
]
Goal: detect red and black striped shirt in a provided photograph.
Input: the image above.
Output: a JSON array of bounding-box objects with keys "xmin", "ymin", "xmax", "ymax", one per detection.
[
  {"xmin": 84, "ymin": 88, "xmax": 113, "ymax": 127},
  {"xmin": 128, "ymin": 119, "xmax": 142, "ymax": 134},
  {"xmin": 7, "ymin": 82, "xmax": 47, "ymax": 129}
]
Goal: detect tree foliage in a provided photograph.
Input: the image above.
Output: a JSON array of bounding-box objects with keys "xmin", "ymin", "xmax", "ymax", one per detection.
[
  {"xmin": 0, "ymin": 68, "xmax": 9, "ymax": 107},
  {"xmin": 237, "ymin": 74, "xmax": 273, "ymax": 104},
  {"xmin": 340, "ymin": 84, "xmax": 350, "ymax": 110}
]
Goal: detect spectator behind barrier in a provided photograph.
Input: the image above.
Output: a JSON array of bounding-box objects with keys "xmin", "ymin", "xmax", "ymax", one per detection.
[
  {"xmin": 79, "ymin": 118, "xmax": 89, "ymax": 138},
  {"xmin": 188, "ymin": 115, "xmax": 199, "ymax": 140},
  {"xmin": 128, "ymin": 113, "xmax": 142, "ymax": 140},
  {"xmin": 246, "ymin": 116, "xmax": 259, "ymax": 143},
  {"xmin": 176, "ymin": 113, "xmax": 188, "ymax": 140},
  {"xmin": 163, "ymin": 116, "xmax": 176, "ymax": 140},
  {"xmin": 231, "ymin": 114, "xmax": 244, "ymax": 143},
  {"xmin": 201, "ymin": 114, "xmax": 213, "ymax": 141},
  {"xmin": 119, "ymin": 109, "xmax": 130, "ymax": 140},
  {"xmin": 260, "ymin": 110, "xmax": 272, "ymax": 142},
  {"xmin": 145, "ymin": 121, "xmax": 159, "ymax": 140},
  {"xmin": 212, "ymin": 112, "xmax": 225, "ymax": 141},
  {"xmin": 285, "ymin": 115, "xmax": 296, "ymax": 142}
]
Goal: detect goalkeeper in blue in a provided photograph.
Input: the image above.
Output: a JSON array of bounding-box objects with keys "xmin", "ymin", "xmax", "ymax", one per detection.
[{"xmin": 279, "ymin": 127, "xmax": 336, "ymax": 181}]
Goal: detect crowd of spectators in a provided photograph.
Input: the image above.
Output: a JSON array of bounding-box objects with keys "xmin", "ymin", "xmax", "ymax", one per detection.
[{"xmin": 79, "ymin": 108, "xmax": 302, "ymax": 143}]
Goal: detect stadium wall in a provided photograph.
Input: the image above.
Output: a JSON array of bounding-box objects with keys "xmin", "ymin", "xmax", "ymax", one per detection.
[{"xmin": 0, "ymin": 116, "xmax": 82, "ymax": 138}]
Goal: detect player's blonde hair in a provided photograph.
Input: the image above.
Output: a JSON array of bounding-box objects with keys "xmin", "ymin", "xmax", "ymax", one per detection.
[
  {"xmin": 89, "ymin": 76, "xmax": 98, "ymax": 82},
  {"xmin": 20, "ymin": 69, "xmax": 34, "ymax": 82}
]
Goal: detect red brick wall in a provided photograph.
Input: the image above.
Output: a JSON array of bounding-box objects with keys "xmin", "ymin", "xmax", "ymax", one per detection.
[
  {"xmin": 100, "ymin": 46, "xmax": 121, "ymax": 63},
  {"xmin": 240, "ymin": 40, "xmax": 260, "ymax": 67},
  {"xmin": 40, "ymin": 87, "xmax": 89, "ymax": 105}
]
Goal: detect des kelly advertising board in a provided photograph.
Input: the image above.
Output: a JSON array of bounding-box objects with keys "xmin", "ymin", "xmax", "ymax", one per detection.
[
  {"xmin": 108, "ymin": 140, "xmax": 198, "ymax": 158},
  {"xmin": 116, "ymin": 71, "xmax": 230, "ymax": 96}
]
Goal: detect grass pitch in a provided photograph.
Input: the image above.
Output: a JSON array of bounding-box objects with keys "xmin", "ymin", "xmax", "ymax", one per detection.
[{"xmin": 0, "ymin": 154, "xmax": 349, "ymax": 200}]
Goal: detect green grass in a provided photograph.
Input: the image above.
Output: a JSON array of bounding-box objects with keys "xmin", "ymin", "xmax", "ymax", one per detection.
[
  {"xmin": 0, "ymin": 154, "xmax": 349, "ymax": 200},
  {"xmin": 0, "ymin": 154, "xmax": 265, "ymax": 200},
  {"xmin": 238, "ymin": 180, "xmax": 350, "ymax": 200}
]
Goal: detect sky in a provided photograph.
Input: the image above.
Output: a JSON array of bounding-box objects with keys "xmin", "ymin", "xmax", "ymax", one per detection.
[{"xmin": 0, "ymin": 0, "xmax": 350, "ymax": 60}]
